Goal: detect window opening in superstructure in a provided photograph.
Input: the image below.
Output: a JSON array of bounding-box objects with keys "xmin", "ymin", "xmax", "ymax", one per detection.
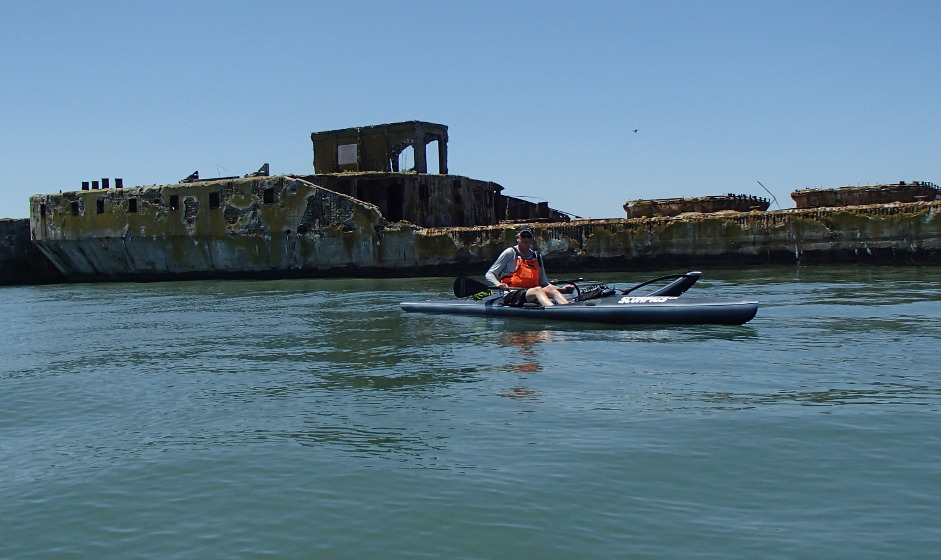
[
  {"xmin": 96, "ymin": 199, "xmax": 105, "ymax": 214},
  {"xmin": 209, "ymin": 192, "xmax": 221, "ymax": 209},
  {"xmin": 263, "ymin": 188, "xmax": 275, "ymax": 204},
  {"xmin": 128, "ymin": 198, "xmax": 138, "ymax": 213},
  {"xmin": 170, "ymin": 194, "xmax": 180, "ymax": 210},
  {"xmin": 397, "ymin": 141, "xmax": 441, "ymax": 174}
]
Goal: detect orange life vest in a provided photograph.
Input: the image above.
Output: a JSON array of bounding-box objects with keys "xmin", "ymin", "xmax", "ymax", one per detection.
[{"xmin": 500, "ymin": 249, "xmax": 542, "ymax": 288}]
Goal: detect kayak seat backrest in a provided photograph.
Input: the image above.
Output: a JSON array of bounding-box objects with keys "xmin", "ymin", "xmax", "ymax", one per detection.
[{"xmin": 647, "ymin": 272, "xmax": 701, "ymax": 297}]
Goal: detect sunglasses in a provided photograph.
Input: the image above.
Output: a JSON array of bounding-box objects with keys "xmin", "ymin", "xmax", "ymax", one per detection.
[{"xmin": 519, "ymin": 232, "xmax": 534, "ymax": 239}]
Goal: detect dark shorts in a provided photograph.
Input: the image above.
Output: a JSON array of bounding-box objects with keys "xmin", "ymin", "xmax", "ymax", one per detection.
[{"xmin": 502, "ymin": 289, "xmax": 529, "ymax": 307}]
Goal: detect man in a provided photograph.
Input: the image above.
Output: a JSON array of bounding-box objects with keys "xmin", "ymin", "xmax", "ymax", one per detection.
[{"xmin": 485, "ymin": 226, "xmax": 573, "ymax": 306}]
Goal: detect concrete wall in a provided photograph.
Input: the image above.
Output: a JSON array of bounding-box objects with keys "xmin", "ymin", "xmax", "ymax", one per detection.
[
  {"xmin": 624, "ymin": 195, "xmax": 770, "ymax": 218},
  {"xmin": 427, "ymin": 201, "xmax": 941, "ymax": 275},
  {"xmin": 298, "ymin": 173, "xmax": 568, "ymax": 228},
  {"xmin": 298, "ymin": 173, "xmax": 504, "ymax": 227},
  {"xmin": 0, "ymin": 219, "xmax": 64, "ymax": 285},
  {"xmin": 536, "ymin": 201, "xmax": 941, "ymax": 270},
  {"xmin": 312, "ymin": 121, "xmax": 448, "ymax": 174},
  {"xmin": 792, "ymin": 182, "xmax": 940, "ymax": 209},
  {"xmin": 30, "ymin": 176, "xmax": 390, "ymax": 281}
]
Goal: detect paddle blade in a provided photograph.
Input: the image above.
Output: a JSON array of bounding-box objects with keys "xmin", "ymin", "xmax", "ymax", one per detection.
[{"xmin": 453, "ymin": 277, "xmax": 492, "ymax": 298}]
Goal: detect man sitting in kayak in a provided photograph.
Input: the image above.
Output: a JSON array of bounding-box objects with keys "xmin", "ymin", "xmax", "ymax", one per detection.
[{"xmin": 485, "ymin": 226, "xmax": 574, "ymax": 307}]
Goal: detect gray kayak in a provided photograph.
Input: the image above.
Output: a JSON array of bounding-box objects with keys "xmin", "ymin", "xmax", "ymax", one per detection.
[
  {"xmin": 400, "ymin": 295, "xmax": 758, "ymax": 325},
  {"xmin": 400, "ymin": 272, "xmax": 759, "ymax": 326}
]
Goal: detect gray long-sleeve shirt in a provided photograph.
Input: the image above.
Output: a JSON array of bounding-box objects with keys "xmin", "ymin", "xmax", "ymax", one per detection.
[{"xmin": 485, "ymin": 246, "xmax": 550, "ymax": 287}]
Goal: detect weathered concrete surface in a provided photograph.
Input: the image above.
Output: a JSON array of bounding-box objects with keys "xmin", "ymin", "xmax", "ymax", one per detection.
[
  {"xmin": 312, "ymin": 121, "xmax": 449, "ymax": 174},
  {"xmin": 624, "ymin": 194, "xmax": 770, "ymax": 218},
  {"xmin": 28, "ymin": 174, "xmax": 575, "ymax": 282},
  {"xmin": 0, "ymin": 219, "xmax": 64, "ymax": 285},
  {"xmin": 28, "ymin": 173, "xmax": 941, "ymax": 283},
  {"xmin": 792, "ymin": 182, "xmax": 940, "ymax": 209},
  {"xmin": 30, "ymin": 176, "xmax": 392, "ymax": 281},
  {"xmin": 295, "ymin": 172, "xmax": 566, "ymax": 227},
  {"xmin": 409, "ymin": 201, "xmax": 941, "ymax": 275}
]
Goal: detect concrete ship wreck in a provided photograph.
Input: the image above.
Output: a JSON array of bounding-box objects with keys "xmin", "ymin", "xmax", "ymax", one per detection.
[{"xmin": 18, "ymin": 121, "xmax": 941, "ymax": 284}]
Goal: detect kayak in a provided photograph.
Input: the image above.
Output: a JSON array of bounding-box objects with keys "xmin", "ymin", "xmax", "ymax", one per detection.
[
  {"xmin": 400, "ymin": 296, "xmax": 758, "ymax": 325},
  {"xmin": 400, "ymin": 272, "xmax": 758, "ymax": 326}
]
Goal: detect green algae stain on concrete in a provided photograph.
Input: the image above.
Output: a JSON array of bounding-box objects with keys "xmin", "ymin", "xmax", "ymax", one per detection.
[
  {"xmin": 414, "ymin": 230, "xmax": 461, "ymax": 264},
  {"xmin": 580, "ymin": 222, "xmax": 633, "ymax": 257},
  {"xmin": 651, "ymin": 216, "xmax": 746, "ymax": 254},
  {"xmin": 29, "ymin": 175, "xmax": 396, "ymax": 277}
]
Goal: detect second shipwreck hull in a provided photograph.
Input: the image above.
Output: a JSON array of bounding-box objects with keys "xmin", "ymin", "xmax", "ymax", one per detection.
[{"xmin": 545, "ymin": 202, "xmax": 941, "ymax": 268}]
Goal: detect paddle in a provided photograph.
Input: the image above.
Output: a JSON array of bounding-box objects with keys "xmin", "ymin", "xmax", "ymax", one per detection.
[
  {"xmin": 455, "ymin": 273, "xmax": 695, "ymax": 299},
  {"xmin": 453, "ymin": 277, "xmax": 583, "ymax": 298},
  {"xmin": 453, "ymin": 277, "xmax": 505, "ymax": 298},
  {"xmin": 549, "ymin": 277, "xmax": 584, "ymax": 285}
]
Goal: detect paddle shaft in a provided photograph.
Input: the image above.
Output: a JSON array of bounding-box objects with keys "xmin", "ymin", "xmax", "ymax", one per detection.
[
  {"xmin": 455, "ymin": 272, "xmax": 697, "ymax": 299},
  {"xmin": 453, "ymin": 277, "xmax": 578, "ymax": 299},
  {"xmin": 453, "ymin": 277, "xmax": 512, "ymax": 298}
]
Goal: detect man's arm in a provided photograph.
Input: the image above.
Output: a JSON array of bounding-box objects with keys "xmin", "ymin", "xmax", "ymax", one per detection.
[{"xmin": 485, "ymin": 248, "xmax": 516, "ymax": 285}]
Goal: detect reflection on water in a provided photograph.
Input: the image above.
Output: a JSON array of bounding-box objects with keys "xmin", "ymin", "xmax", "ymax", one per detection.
[
  {"xmin": 499, "ymin": 329, "xmax": 556, "ymax": 373},
  {"xmin": 499, "ymin": 387, "xmax": 540, "ymax": 399},
  {"xmin": 697, "ymin": 383, "xmax": 939, "ymax": 409}
]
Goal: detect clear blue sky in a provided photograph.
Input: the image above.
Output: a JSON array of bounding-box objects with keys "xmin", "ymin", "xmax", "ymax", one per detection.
[{"xmin": 3, "ymin": 0, "xmax": 939, "ymax": 219}]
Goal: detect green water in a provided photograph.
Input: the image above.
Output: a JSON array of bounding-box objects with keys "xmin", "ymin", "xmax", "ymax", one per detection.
[{"xmin": 1, "ymin": 267, "xmax": 939, "ymax": 559}]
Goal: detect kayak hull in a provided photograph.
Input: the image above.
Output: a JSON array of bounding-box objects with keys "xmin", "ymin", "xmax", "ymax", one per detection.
[{"xmin": 400, "ymin": 295, "xmax": 759, "ymax": 326}]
